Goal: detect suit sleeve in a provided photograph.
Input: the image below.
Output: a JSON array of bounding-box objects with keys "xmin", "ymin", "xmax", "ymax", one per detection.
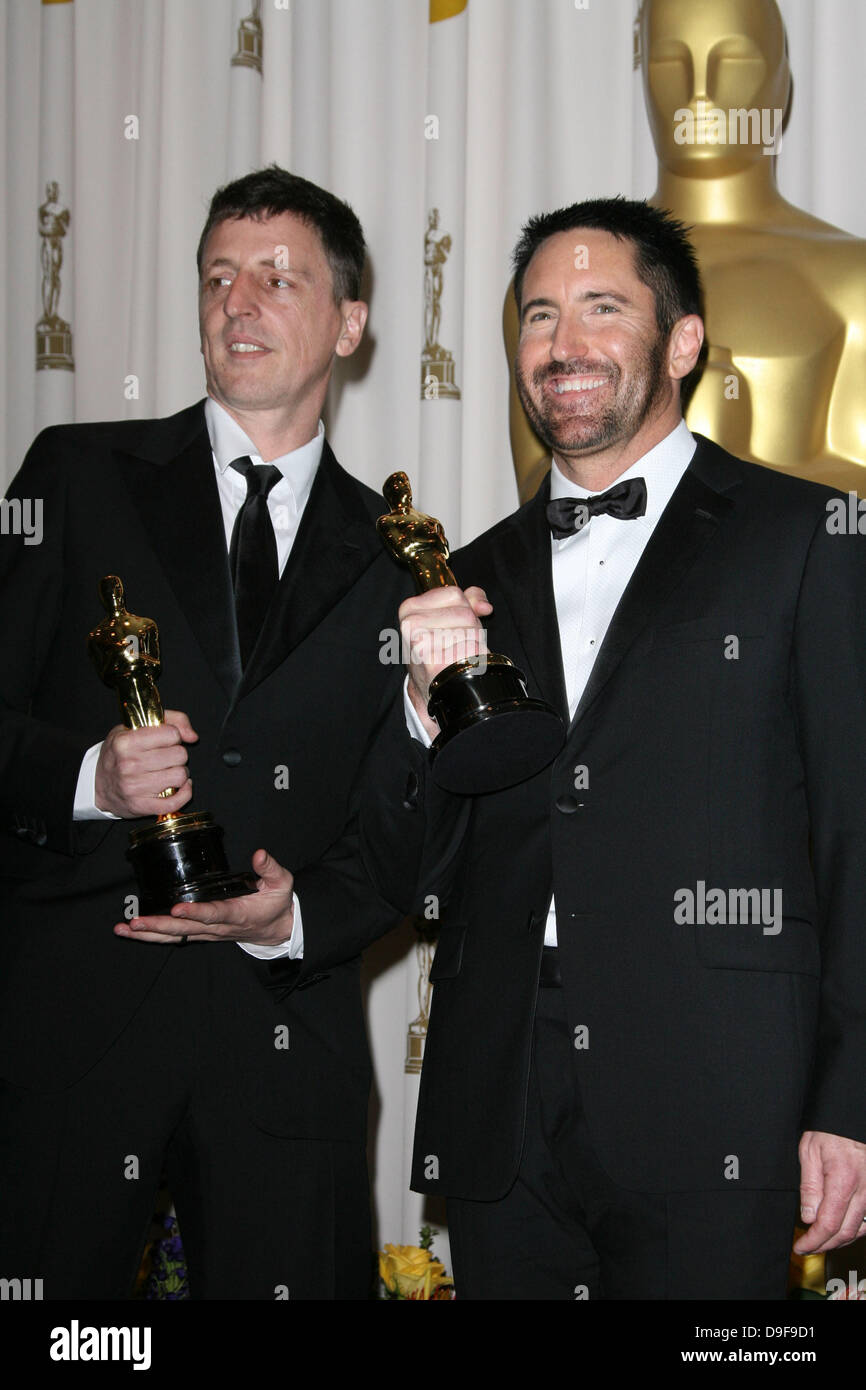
[
  {"xmin": 288, "ymin": 677, "xmax": 471, "ymax": 984},
  {"xmin": 0, "ymin": 432, "xmax": 104, "ymax": 862},
  {"xmin": 794, "ymin": 512, "xmax": 866, "ymax": 1142}
]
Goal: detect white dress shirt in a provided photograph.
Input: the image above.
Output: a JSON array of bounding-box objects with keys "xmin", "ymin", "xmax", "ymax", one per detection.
[
  {"xmin": 73, "ymin": 397, "xmax": 327, "ymax": 958},
  {"xmin": 544, "ymin": 419, "xmax": 696, "ymax": 943}
]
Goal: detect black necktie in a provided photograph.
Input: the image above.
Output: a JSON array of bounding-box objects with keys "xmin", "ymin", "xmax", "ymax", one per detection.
[
  {"xmin": 546, "ymin": 477, "xmax": 647, "ymax": 539},
  {"xmin": 228, "ymin": 456, "xmax": 283, "ymax": 667}
]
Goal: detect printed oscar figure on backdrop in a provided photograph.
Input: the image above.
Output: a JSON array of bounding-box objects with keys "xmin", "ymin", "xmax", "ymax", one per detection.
[
  {"xmin": 36, "ymin": 181, "xmax": 74, "ymax": 372},
  {"xmin": 505, "ymin": 0, "xmax": 866, "ymax": 500},
  {"xmin": 421, "ymin": 209, "xmax": 461, "ymax": 400},
  {"xmin": 377, "ymin": 473, "xmax": 563, "ymax": 794},
  {"xmin": 231, "ymin": 0, "xmax": 263, "ymax": 73},
  {"xmin": 88, "ymin": 576, "xmax": 257, "ymax": 913},
  {"xmin": 405, "ymin": 919, "xmax": 437, "ymax": 1075}
]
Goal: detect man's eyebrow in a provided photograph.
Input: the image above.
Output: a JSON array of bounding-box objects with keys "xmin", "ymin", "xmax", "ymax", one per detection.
[
  {"xmin": 202, "ymin": 256, "xmax": 313, "ymax": 277},
  {"xmin": 521, "ymin": 297, "xmax": 558, "ymax": 319},
  {"xmin": 521, "ymin": 289, "xmax": 633, "ymax": 319},
  {"xmin": 260, "ymin": 259, "xmax": 313, "ymax": 278},
  {"xmin": 581, "ymin": 289, "xmax": 631, "ymax": 305}
]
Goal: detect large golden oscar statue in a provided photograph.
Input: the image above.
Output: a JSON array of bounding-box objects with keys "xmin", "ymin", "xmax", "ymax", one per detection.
[{"xmin": 507, "ymin": 0, "xmax": 866, "ymax": 500}]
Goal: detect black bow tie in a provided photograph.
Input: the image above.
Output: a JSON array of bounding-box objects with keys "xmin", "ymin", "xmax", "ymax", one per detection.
[{"xmin": 546, "ymin": 477, "xmax": 647, "ymax": 539}]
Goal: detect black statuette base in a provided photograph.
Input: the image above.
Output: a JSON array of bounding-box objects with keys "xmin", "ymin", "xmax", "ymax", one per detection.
[
  {"xmin": 127, "ymin": 811, "xmax": 257, "ymax": 916},
  {"xmin": 427, "ymin": 653, "xmax": 563, "ymax": 794}
]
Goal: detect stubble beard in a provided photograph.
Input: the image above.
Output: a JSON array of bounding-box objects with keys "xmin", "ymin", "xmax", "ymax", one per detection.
[{"xmin": 515, "ymin": 335, "xmax": 669, "ymax": 460}]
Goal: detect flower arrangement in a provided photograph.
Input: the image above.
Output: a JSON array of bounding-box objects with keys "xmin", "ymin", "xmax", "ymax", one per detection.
[
  {"xmin": 379, "ymin": 1226, "xmax": 455, "ymax": 1299},
  {"xmin": 138, "ymin": 1214, "xmax": 190, "ymax": 1300}
]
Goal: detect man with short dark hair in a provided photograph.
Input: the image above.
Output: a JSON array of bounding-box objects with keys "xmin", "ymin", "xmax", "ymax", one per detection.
[
  {"xmin": 0, "ymin": 166, "xmax": 409, "ymax": 1299},
  {"xmin": 387, "ymin": 197, "xmax": 866, "ymax": 1299}
]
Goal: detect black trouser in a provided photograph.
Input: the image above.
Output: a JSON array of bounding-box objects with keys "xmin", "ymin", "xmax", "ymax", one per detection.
[
  {"xmin": 0, "ymin": 945, "xmax": 372, "ymax": 1300},
  {"xmin": 448, "ymin": 973, "xmax": 798, "ymax": 1300}
]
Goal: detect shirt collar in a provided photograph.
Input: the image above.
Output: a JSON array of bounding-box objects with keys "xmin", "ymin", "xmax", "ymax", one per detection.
[
  {"xmin": 204, "ymin": 397, "xmax": 324, "ymax": 514},
  {"xmin": 549, "ymin": 418, "xmax": 696, "ymax": 527}
]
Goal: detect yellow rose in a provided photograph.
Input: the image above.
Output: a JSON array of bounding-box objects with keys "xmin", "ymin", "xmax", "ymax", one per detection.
[{"xmin": 379, "ymin": 1243, "xmax": 453, "ymax": 1299}]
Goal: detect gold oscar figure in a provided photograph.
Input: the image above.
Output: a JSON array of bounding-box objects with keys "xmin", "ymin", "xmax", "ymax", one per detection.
[
  {"xmin": 378, "ymin": 473, "xmax": 562, "ymax": 794},
  {"xmin": 88, "ymin": 576, "xmax": 256, "ymax": 914},
  {"xmin": 506, "ymin": 0, "xmax": 866, "ymax": 500},
  {"xmin": 641, "ymin": 0, "xmax": 865, "ymax": 493}
]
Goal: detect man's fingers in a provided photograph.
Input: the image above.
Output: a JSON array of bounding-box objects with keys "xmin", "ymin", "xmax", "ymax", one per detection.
[
  {"xmin": 400, "ymin": 617, "xmax": 486, "ymax": 664},
  {"xmin": 798, "ymin": 1143, "xmax": 823, "ymax": 1225},
  {"xmin": 463, "ymin": 585, "xmax": 493, "ymax": 616},
  {"xmin": 795, "ymin": 1130, "xmax": 866, "ymax": 1253},
  {"xmin": 114, "ymin": 920, "xmax": 210, "ymax": 945},
  {"xmin": 399, "ymin": 585, "xmax": 488, "ymax": 623},
  {"xmin": 399, "ymin": 587, "xmax": 470, "ymax": 619},
  {"xmin": 249, "ymin": 847, "xmax": 294, "ymax": 890},
  {"xmin": 163, "ymin": 710, "xmax": 199, "ymax": 743},
  {"xmin": 796, "ymin": 1179, "xmax": 866, "ymax": 1253},
  {"xmin": 108, "ymin": 720, "xmax": 190, "ymax": 750},
  {"xmin": 168, "ymin": 898, "xmax": 229, "ymax": 925},
  {"xmin": 827, "ymin": 1198, "xmax": 866, "ymax": 1250},
  {"xmin": 794, "ymin": 1199, "xmax": 849, "ymax": 1254}
]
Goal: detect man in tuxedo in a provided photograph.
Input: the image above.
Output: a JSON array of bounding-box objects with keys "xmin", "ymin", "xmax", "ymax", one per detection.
[
  {"xmin": 387, "ymin": 198, "xmax": 866, "ymax": 1298},
  {"xmin": 0, "ymin": 166, "xmax": 411, "ymax": 1299}
]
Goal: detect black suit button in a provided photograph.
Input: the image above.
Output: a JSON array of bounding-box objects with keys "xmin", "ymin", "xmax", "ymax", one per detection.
[
  {"xmin": 403, "ymin": 770, "xmax": 419, "ymax": 810},
  {"xmin": 222, "ymin": 748, "xmax": 242, "ymax": 767},
  {"xmin": 555, "ymin": 794, "xmax": 579, "ymax": 814}
]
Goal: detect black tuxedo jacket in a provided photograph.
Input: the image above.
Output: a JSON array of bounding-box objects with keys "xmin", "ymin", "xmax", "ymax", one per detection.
[
  {"xmin": 0, "ymin": 400, "xmax": 411, "ymax": 1141},
  {"xmin": 380, "ymin": 435, "xmax": 866, "ymax": 1198}
]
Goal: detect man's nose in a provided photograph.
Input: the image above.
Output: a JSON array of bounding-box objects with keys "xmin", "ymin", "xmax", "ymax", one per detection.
[
  {"xmin": 550, "ymin": 314, "xmax": 588, "ymax": 362},
  {"xmin": 223, "ymin": 271, "xmax": 258, "ymax": 316}
]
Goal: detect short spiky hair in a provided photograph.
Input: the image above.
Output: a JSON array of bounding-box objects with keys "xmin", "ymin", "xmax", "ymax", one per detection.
[
  {"xmin": 197, "ymin": 164, "xmax": 366, "ymax": 303},
  {"xmin": 512, "ymin": 196, "xmax": 703, "ymax": 335}
]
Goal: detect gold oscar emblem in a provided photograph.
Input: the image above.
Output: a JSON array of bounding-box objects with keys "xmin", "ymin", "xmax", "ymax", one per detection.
[
  {"xmin": 36, "ymin": 180, "xmax": 74, "ymax": 372},
  {"xmin": 378, "ymin": 473, "xmax": 563, "ymax": 794},
  {"xmin": 641, "ymin": 0, "xmax": 866, "ymax": 493},
  {"xmin": 88, "ymin": 576, "xmax": 257, "ymax": 914},
  {"xmin": 507, "ymin": 0, "xmax": 866, "ymax": 500},
  {"xmin": 421, "ymin": 208, "xmax": 461, "ymax": 400},
  {"xmin": 231, "ymin": 0, "xmax": 263, "ymax": 74},
  {"xmin": 405, "ymin": 921, "xmax": 436, "ymax": 1075}
]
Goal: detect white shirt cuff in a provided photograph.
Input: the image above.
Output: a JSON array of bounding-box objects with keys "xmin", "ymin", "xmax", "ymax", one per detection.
[
  {"xmin": 77, "ymin": 743, "xmax": 300, "ymax": 958},
  {"xmin": 238, "ymin": 893, "xmax": 304, "ymax": 960},
  {"xmin": 403, "ymin": 676, "xmax": 434, "ymax": 748},
  {"xmin": 74, "ymin": 742, "xmax": 121, "ymax": 820}
]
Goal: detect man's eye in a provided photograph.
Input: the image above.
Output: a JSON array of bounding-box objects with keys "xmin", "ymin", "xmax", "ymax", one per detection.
[
  {"xmin": 268, "ymin": 276, "xmax": 291, "ymax": 289},
  {"xmin": 592, "ymin": 303, "xmax": 617, "ymax": 314},
  {"xmin": 207, "ymin": 276, "xmax": 231, "ymax": 289},
  {"xmin": 528, "ymin": 310, "xmax": 553, "ymax": 323}
]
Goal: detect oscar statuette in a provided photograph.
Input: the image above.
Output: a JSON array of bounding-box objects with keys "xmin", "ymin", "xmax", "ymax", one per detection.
[
  {"xmin": 87, "ymin": 575, "xmax": 257, "ymax": 913},
  {"xmin": 378, "ymin": 473, "xmax": 563, "ymax": 793}
]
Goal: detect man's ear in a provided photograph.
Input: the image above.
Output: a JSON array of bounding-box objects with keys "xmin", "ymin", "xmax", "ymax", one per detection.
[
  {"xmin": 667, "ymin": 314, "xmax": 704, "ymax": 382},
  {"xmin": 336, "ymin": 301, "xmax": 368, "ymax": 358}
]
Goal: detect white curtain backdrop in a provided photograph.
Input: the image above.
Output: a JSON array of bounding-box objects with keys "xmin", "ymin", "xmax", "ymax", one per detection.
[{"xmin": 3, "ymin": 0, "xmax": 865, "ymax": 1272}]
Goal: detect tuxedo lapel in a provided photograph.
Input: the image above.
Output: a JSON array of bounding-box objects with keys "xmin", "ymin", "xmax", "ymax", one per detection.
[
  {"xmin": 238, "ymin": 443, "xmax": 383, "ymax": 697},
  {"xmin": 119, "ymin": 404, "xmax": 242, "ymax": 699},
  {"xmin": 487, "ymin": 476, "xmax": 569, "ymax": 722},
  {"xmin": 568, "ymin": 435, "xmax": 741, "ymax": 736}
]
